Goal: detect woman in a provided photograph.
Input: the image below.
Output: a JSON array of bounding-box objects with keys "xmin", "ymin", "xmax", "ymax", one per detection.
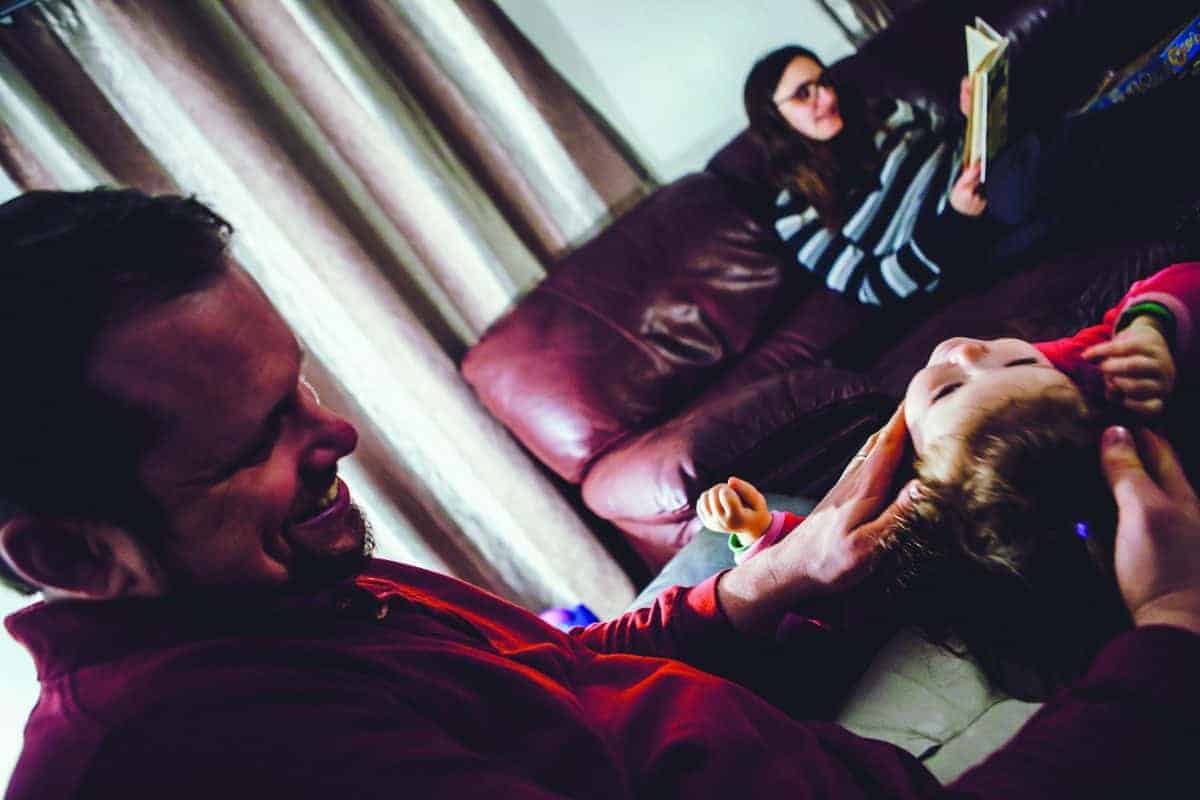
[
  {"xmin": 745, "ymin": 45, "xmax": 1200, "ymax": 313},
  {"xmin": 744, "ymin": 46, "xmax": 989, "ymax": 309}
]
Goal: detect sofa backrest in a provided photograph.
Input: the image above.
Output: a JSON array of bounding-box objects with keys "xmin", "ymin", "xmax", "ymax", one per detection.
[{"xmin": 462, "ymin": 173, "xmax": 788, "ymax": 482}]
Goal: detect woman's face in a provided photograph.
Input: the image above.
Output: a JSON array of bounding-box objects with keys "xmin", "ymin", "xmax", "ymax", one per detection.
[
  {"xmin": 773, "ymin": 55, "xmax": 843, "ymax": 141},
  {"xmin": 904, "ymin": 337, "xmax": 1081, "ymax": 456}
]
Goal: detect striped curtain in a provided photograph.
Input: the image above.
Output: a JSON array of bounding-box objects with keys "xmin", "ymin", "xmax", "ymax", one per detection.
[{"xmin": 0, "ymin": 0, "xmax": 651, "ymax": 615}]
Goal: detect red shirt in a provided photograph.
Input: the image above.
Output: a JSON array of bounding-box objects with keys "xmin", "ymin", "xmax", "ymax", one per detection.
[
  {"xmin": 1036, "ymin": 261, "xmax": 1200, "ymax": 399},
  {"xmin": 7, "ymin": 558, "xmax": 1200, "ymax": 799}
]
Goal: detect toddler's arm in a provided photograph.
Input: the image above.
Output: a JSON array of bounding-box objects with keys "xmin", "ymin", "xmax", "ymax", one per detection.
[
  {"xmin": 1083, "ymin": 315, "xmax": 1175, "ymax": 417},
  {"xmin": 1082, "ymin": 261, "xmax": 1200, "ymax": 415}
]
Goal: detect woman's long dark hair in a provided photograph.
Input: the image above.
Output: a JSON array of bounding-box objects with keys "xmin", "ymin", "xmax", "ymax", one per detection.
[{"xmin": 744, "ymin": 46, "xmax": 888, "ymax": 230}]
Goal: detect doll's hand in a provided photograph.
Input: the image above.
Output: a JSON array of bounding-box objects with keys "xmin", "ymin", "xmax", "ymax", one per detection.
[
  {"xmin": 697, "ymin": 477, "xmax": 771, "ymax": 547},
  {"xmin": 950, "ymin": 161, "xmax": 987, "ymax": 217},
  {"xmin": 1083, "ymin": 316, "xmax": 1176, "ymax": 417}
]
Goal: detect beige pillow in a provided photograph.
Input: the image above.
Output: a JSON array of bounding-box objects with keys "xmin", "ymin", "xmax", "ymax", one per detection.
[{"xmin": 835, "ymin": 628, "xmax": 1041, "ymax": 783}]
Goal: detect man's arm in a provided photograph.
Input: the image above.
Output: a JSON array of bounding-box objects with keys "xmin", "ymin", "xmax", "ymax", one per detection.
[
  {"xmin": 78, "ymin": 692, "xmax": 576, "ymax": 800},
  {"xmin": 573, "ymin": 407, "xmax": 916, "ymax": 690},
  {"xmin": 947, "ymin": 626, "xmax": 1200, "ymax": 798},
  {"xmin": 948, "ymin": 426, "xmax": 1200, "ymax": 798},
  {"xmin": 716, "ymin": 404, "xmax": 917, "ymax": 636}
]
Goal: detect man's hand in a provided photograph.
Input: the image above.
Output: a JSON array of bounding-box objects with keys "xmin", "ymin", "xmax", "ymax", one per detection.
[
  {"xmin": 1100, "ymin": 426, "xmax": 1200, "ymax": 635},
  {"xmin": 950, "ymin": 160, "xmax": 988, "ymax": 217},
  {"xmin": 716, "ymin": 406, "xmax": 919, "ymax": 635},
  {"xmin": 1083, "ymin": 316, "xmax": 1176, "ymax": 417},
  {"xmin": 696, "ymin": 477, "xmax": 771, "ymax": 547}
]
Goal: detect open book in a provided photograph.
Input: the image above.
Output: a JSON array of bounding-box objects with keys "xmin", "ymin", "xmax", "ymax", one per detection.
[{"xmin": 963, "ymin": 17, "xmax": 1010, "ymax": 182}]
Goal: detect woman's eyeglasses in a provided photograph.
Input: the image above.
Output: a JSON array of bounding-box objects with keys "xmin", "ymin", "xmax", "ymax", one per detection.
[{"xmin": 776, "ymin": 73, "xmax": 835, "ymax": 107}]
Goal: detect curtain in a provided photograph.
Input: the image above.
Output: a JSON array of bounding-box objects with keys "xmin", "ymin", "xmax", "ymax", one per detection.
[
  {"xmin": 0, "ymin": 0, "xmax": 649, "ymax": 616},
  {"xmin": 817, "ymin": 0, "xmax": 905, "ymax": 44}
]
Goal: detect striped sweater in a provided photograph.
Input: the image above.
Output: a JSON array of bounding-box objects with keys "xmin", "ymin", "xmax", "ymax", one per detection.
[{"xmin": 772, "ymin": 100, "xmax": 980, "ymax": 307}]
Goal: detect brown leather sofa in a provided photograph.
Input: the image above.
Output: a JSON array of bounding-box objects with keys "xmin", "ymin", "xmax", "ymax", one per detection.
[{"xmin": 462, "ymin": 0, "xmax": 1200, "ymax": 570}]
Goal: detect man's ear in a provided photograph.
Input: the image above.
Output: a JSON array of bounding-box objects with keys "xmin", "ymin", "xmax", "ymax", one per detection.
[{"xmin": 0, "ymin": 516, "xmax": 165, "ymax": 601}]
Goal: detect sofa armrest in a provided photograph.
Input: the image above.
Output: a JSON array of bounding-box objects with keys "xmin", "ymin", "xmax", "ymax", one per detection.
[{"xmin": 581, "ymin": 367, "xmax": 894, "ymax": 569}]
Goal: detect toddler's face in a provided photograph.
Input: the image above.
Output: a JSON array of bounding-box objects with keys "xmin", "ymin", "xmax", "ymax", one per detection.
[{"xmin": 905, "ymin": 337, "xmax": 1080, "ymax": 456}]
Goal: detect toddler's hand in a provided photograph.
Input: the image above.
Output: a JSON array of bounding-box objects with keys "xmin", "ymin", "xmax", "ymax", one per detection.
[
  {"xmin": 696, "ymin": 477, "xmax": 771, "ymax": 546},
  {"xmin": 1083, "ymin": 316, "xmax": 1176, "ymax": 417}
]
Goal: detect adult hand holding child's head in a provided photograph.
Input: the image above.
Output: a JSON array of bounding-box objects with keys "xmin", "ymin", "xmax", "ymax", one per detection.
[
  {"xmin": 716, "ymin": 405, "xmax": 919, "ymax": 635},
  {"xmin": 782, "ymin": 404, "xmax": 920, "ymax": 596},
  {"xmin": 1101, "ymin": 425, "xmax": 1200, "ymax": 635}
]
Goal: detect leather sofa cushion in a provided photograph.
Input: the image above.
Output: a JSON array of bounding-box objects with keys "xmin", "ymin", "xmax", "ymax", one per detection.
[{"xmin": 462, "ymin": 172, "xmax": 786, "ymax": 483}]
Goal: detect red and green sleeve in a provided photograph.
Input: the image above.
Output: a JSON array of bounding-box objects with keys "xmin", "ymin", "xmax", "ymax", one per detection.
[{"xmin": 1035, "ymin": 261, "xmax": 1200, "ymax": 396}]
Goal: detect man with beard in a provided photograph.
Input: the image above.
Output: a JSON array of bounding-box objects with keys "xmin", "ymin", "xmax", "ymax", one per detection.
[{"xmin": 3, "ymin": 189, "xmax": 1199, "ymax": 799}]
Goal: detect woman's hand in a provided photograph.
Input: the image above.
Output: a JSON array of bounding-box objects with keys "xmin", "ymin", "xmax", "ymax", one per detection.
[
  {"xmin": 950, "ymin": 160, "xmax": 988, "ymax": 217},
  {"xmin": 1083, "ymin": 315, "xmax": 1177, "ymax": 417},
  {"xmin": 696, "ymin": 477, "xmax": 771, "ymax": 546},
  {"xmin": 715, "ymin": 406, "xmax": 919, "ymax": 634},
  {"xmin": 959, "ymin": 75, "xmax": 973, "ymax": 117}
]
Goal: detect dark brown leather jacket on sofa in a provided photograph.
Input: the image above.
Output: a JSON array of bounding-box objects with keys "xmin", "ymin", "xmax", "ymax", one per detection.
[{"xmin": 463, "ymin": 0, "xmax": 1200, "ymax": 569}]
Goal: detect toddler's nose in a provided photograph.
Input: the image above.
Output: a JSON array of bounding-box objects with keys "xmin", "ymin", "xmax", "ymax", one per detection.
[{"xmin": 948, "ymin": 340, "xmax": 988, "ymax": 366}]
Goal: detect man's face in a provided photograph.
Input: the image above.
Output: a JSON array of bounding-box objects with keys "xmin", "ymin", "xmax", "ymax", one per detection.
[{"xmin": 87, "ymin": 267, "xmax": 366, "ymax": 590}]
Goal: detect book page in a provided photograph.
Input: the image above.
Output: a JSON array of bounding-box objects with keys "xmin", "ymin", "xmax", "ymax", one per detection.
[
  {"xmin": 969, "ymin": 72, "xmax": 988, "ymax": 177},
  {"xmin": 975, "ymin": 16, "xmax": 1002, "ymax": 40},
  {"xmin": 965, "ymin": 25, "xmax": 997, "ymax": 73},
  {"xmin": 963, "ymin": 19, "xmax": 1010, "ymax": 181},
  {"xmin": 983, "ymin": 46, "xmax": 1010, "ymax": 169}
]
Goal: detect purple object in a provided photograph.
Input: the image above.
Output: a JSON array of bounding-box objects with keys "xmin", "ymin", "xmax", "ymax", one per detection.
[{"xmin": 539, "ymin": 604, "xmax": 600, "ymax": 631}]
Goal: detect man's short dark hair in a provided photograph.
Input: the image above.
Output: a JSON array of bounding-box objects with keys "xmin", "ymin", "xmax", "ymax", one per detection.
[{"xmin": 0, "ymin": 188, "xmax": 233, "ymax": 593}]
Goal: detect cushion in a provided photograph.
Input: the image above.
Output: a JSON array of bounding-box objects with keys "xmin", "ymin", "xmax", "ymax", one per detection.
[
  {"xmin": 462, "ymin": 172, "xmax": 785, "ymax": 483},
  {"xmin": 836, "ymin": 628, "xmax": 1041, "ymax": 782}
]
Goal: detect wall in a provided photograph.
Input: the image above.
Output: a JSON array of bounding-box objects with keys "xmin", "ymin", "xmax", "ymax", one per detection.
[
  {"xmin": 495, "ymin": 0, "xmax": 852, "ymax": 182},
  {"xmin": 0, "ymin": 593, "xmax": 36, "ymax": 786}
]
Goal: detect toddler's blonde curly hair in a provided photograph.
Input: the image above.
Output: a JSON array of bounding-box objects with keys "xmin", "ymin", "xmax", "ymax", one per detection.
[{"xmin": 886, "ymin": 387, "xmax": 1131, "ymax": 697}]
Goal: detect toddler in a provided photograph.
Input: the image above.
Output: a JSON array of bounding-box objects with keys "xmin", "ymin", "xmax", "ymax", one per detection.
[{"xmin": 699, "ymin": 260, "xmax": 1200, "ymax": 694}]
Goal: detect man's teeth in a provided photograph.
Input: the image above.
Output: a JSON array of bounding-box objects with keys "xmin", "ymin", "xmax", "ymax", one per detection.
[{"xmin": 313, "ymin": 480, "xmax": 339, "ymax": 513}]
